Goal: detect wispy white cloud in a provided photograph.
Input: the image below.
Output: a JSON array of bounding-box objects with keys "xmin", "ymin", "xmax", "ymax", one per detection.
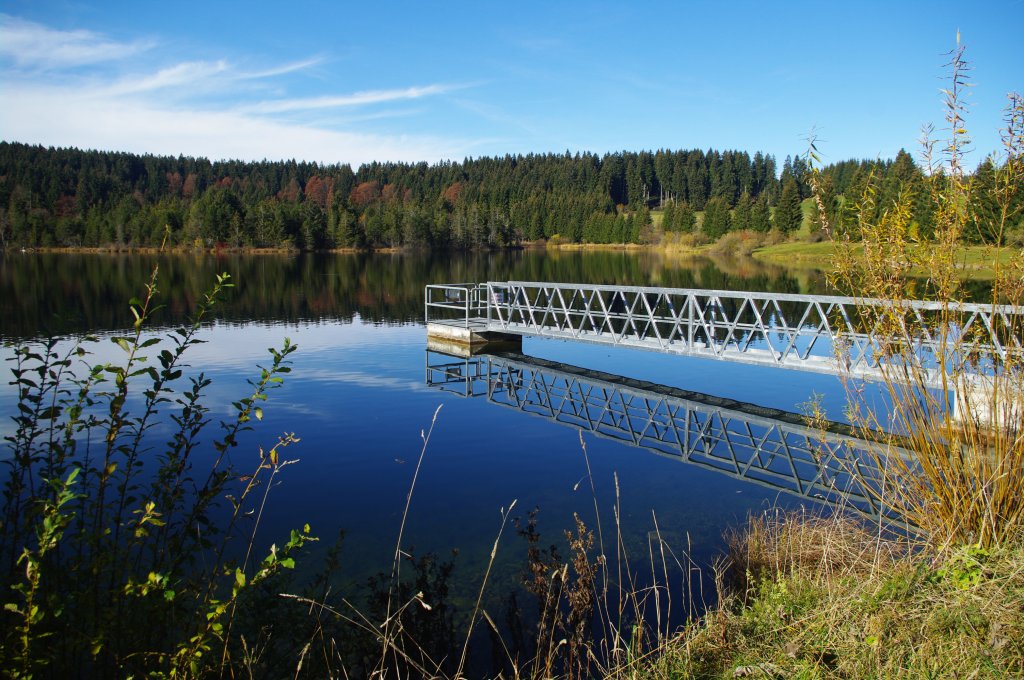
[
  {"xmin": 239, "ymin": 57, "xmax": 325, "ymax": 80},
  {"xmin": 105, "ymin": 60, "xmax": 230, "ymax": 95},
  {"xmin": 2, "ymin": 83, "xmax": 470, "ymax": 165},
  {"xmin": 0, "ymin": 16, "xmax": 476, "ymax": 164},
  {"xmin": 454, "ymin": 97, "xmax": 541, "ymax": 137},
  {"xmin": 243, "ymin": 84, "xmax": 463, "ymax": 114},
  {"xmin": 0, "ymin": 14, "xmax": 153, "ymax": 70}
]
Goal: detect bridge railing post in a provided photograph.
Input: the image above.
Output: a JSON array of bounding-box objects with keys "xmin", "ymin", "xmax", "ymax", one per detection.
[{"xmin": 687, "ymin": 293, "xmax": 694, "ymax": 349}]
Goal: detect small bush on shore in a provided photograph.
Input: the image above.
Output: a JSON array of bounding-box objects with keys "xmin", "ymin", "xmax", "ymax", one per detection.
[
  {"xmin": 0, "ymin": 268, "xmax": 311, "ymax": 677},
  {"xmin": 707, "ymin": 230, "xmax": 765, "ymax": 257}
]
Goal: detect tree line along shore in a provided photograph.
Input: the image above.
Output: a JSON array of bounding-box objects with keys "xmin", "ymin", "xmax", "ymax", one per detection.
[{"xmin": 3, "ymin": 142, "xmax": 1019, "ymax": 254}]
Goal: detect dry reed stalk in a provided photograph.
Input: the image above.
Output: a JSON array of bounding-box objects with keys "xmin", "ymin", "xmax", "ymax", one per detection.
[
  {"xmin": 807, "ymin": 40, "xmax": 1024, "ymax": 551},
  {"xmin": 377, "ymin": 404, "xmax": 442, "ymax": 674}
]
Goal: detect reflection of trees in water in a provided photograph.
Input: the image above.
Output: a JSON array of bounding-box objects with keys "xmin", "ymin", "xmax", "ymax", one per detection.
[
  {"xmin": 2, "ymin": 251, "xmax": 828, "ymax": 340},
  {"xmin": 703, "ymin": 252, "xmax": 789, "ymax": 281}
]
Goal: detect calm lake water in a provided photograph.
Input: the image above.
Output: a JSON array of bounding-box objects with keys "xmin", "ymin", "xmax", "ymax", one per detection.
[{"xmin": 1, "ymin": 250, "xmax": 849, "ymax": 632}]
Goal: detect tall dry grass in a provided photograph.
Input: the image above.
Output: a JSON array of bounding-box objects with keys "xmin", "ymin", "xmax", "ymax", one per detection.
[
  {"xmin": 655, "ymin": 508, "xmax": 1024, "ymax": 678},
  {"xmin": 808, "ymin": 40, "xmax": 1024, "ymax": 550},
  {"xmin": 279, "ymin": 430, "xmax": 710, "ymax": 680}
]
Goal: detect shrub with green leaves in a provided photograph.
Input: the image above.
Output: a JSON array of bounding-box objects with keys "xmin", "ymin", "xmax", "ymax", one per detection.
[{"xmin": 0, "ymin": 267, "xmax": 313, "ymax": 678}]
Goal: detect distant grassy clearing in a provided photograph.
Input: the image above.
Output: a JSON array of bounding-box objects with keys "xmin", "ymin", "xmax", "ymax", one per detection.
[{"xmin": 753, "ymin": 241, "xmax": 1020, "ymax": 279}]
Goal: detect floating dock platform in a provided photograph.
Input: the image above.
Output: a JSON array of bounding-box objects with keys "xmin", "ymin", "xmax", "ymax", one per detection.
[{"xmin": 426, "ymin": 319, "xmax": 522, "ymax": 357}]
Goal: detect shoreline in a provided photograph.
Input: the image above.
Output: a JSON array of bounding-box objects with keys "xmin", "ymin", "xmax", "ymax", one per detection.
[
  {"xmin": 7, "ymin": 244, "xmax": 406, "ymax": 256},
  {"xmin": 7, "ymin": 240, "xmax": 708, "ymax": 256},
  {"xmin": 7, "ymin": 242, "xmax": 1016, "ymax": 281}
]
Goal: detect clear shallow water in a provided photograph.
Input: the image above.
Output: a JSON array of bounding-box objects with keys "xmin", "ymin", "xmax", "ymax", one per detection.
[{"xmin": 1, "ymin": 251, "xmax": 847, "ymax": 624}]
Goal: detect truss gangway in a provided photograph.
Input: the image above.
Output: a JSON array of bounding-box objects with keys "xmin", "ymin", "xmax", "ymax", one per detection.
[
  {"xmin": 426, "ymin": 349, "xmax": 905, "ymax": 521},
  {"xmin": 425, "ymin": 281, "xmax": 1022, "ymax": 388}
]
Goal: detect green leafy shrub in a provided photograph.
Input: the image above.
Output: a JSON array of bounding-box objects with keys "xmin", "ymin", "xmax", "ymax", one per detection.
[{"xmin": 0, "ymin": 268, "xmax": 312, "ymax": 677}]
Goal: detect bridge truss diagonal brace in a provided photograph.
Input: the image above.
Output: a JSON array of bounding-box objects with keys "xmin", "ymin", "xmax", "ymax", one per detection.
[{"xmin": 475, "ymin": 281, "xmax": 1021, "ymax": 388}]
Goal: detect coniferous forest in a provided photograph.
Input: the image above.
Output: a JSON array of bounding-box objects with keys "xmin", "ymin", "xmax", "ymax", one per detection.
[{"xmin": 0, "ymin": 141, "xmax": 1018, "ymax": 250}]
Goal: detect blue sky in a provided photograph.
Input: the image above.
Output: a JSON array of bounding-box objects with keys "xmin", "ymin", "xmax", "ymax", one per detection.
[{"xmin": 1, "ymin": 1, "xmax": 1021, "ymax": 169}]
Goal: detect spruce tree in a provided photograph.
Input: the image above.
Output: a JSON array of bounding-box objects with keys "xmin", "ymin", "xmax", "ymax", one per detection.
[
  {"xmin": 774, "ymin": 178, "xmax": 802, "ymax": 233},
  {"xmin": 750, "ymin": 195, "xmax": 772, "ymax": 233},
  {"xmin": 676, "ymin": 201, "xmax": 697, "ymax": 232},
  {"xmin": 732, "ymin": 191, "xmax": 753, "ymax": 231},
  {"xmin": 702, "ymin": 197, "xmax": 731, "ymax": 239},
  {"xmin": 661, "ymin": 201, "xmax": 676, "ymax": 232},
  {"xmin": 632, "ymin": 205, "xmax": 651, "ymax": 243},
  {"xmin": 881, "ymin": 149, "xmax": 931, "ymax": 238},
  {"xmin": 968, "ymin": 159, "xmax": 1002, "ymax": 244}
]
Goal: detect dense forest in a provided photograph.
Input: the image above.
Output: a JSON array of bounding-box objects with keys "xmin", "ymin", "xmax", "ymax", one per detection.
[{"xmin": 0, "ymin": 142, "xmax": 1018, "ymax": 250}]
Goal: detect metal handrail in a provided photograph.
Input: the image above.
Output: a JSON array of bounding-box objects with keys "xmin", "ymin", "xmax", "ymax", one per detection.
[
  {"xmin": 425, "ymin": 283, "xmax": 476, "ymax": 326},
  {"xmin": 425, "ymin": 281, "xmax": 1022, "ymax": 386},
  {"xmin": 482, "ymin": 281, "xmax": 1022, "ymax": 386},
  {"xmin": 500, "ymin": 281, "xmax": 1021, "ymax": 314}
]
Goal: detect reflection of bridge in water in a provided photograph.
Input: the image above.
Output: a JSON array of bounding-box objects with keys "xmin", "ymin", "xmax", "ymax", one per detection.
[
  {"xmin": 425, "ymin": 281, "xmax": 1022, "ymax": 388},
  {"xmin": 425, "ymin": 348, "xmax": 907, "ymax": 522}
]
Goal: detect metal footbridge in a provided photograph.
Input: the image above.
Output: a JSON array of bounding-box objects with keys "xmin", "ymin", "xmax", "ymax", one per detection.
[
  {"xmin": 425, "ymin": 281, "xmax": 1022, "ymax": 387},
  {"xmin": 425, "ymin": 349, "xmax": 904, "ymax": 522}
]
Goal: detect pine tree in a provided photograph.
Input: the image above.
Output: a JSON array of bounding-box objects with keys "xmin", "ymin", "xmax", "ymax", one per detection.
[
  {"xmin": 774, "ymin": 179, "xmax": 802, "ymax": 233},
  {"xmin": 675, "ymin": 201, "xmax": 697, "ymax": 232},
  {"xmin": 969, "ymin": 159, "xmax": 1002, "ymax": 244},
  {"xmin": 881, "ymin": 148, "xmax": 931, "ymax": 238},
  {"xmin": 661, "ymin": 201, "xmax": 676, "ymax": 232},
  {"xmin": 750, "ymin": 194, "xmax": 772, "ymax": 233},
  {"xmin": 632, "ymin": 205, "xmax": 651, "ymax": 243},
  {"xmin": 732, "ymin": 192, "xmax": 753, "ymax": 231},
  {"xmin": 654, "ymin": 150, "xmax": 672, "ymax": 204},
  {"xmin": 702, "ymin": 197, "xmax": 731, "ymax": 239}
]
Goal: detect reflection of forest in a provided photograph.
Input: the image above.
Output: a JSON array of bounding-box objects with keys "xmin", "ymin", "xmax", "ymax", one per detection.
[{"xmin": 1, "ymin": 251, "xmax": 829, "ymax": 339}]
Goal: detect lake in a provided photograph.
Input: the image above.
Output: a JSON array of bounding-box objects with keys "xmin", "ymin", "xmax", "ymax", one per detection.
[{"xmin": 1, "ymin": 250, "xmax": 857, "ymax": 664}]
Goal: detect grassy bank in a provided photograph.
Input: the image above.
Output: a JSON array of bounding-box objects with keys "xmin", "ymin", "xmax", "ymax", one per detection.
[
  {"xmin": 648, "ymin": 512, "xmax": 1024, "ymax": 679},
  {"xmin": 752, "ymin": 241, "xmax": 1022, "ymax": 279}
]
